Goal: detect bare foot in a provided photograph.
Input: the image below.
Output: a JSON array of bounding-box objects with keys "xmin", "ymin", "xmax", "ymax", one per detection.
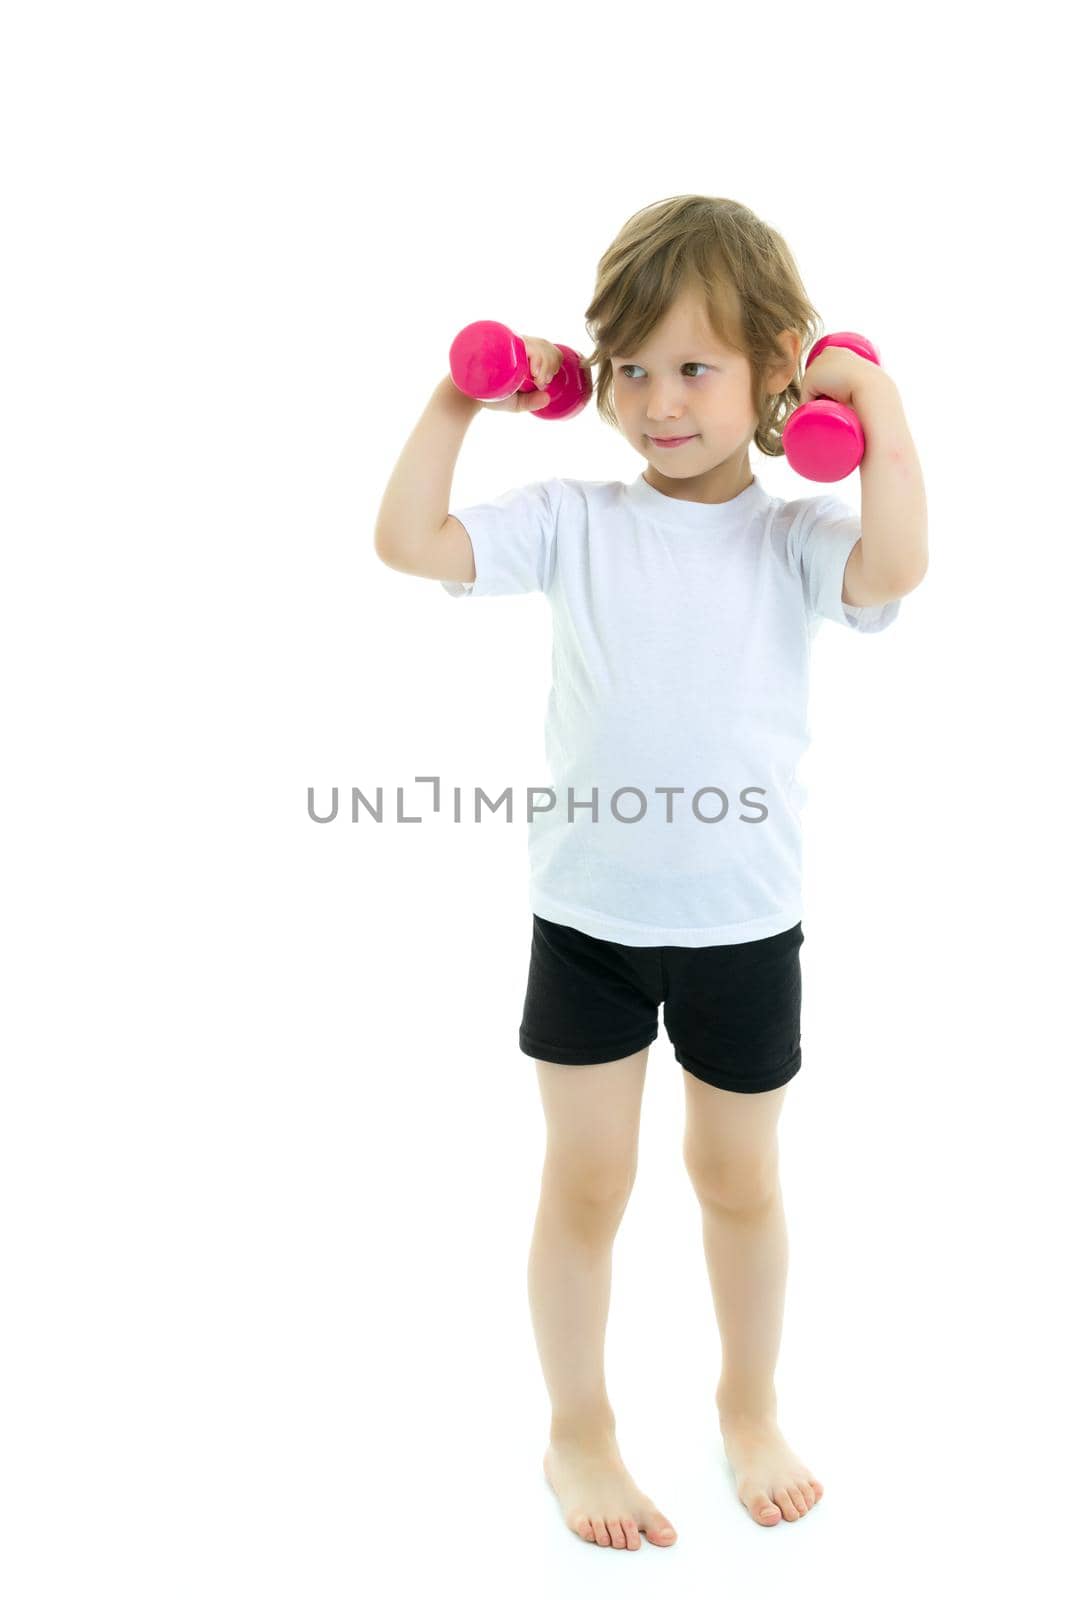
[
  {"xmin": 543, "ymin": 1438, "xmax": 678, "ymax": 1550},
  {"xmin": 719, "ymin": 1413, "xmax": 824, "ymax": 1526}
]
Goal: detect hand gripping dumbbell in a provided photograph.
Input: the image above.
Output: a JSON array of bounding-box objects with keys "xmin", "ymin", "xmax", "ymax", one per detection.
[
  {"xmin": 449, "ymin": 320, "xmax": 592, "ymax": 421},
  {"xmin": 781, "ymin": 332, "xmax": 882, "ymax": 482}
]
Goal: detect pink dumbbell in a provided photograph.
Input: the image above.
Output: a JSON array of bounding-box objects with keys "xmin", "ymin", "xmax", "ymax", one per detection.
[
  {"xmin": 781, "ymin": 332, "xmax": 882, "ymax": 482},
  {"xmin": 449, "ymin": 320, "xmax": 592, "ymax": 421}
]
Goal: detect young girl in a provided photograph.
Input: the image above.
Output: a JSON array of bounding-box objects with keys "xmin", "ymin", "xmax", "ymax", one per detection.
[{"xmin": 374, "ymin": 194, "xmax": 928, "ymax": 1551}]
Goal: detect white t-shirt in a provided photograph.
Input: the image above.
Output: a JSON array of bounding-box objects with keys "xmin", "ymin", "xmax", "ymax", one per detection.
[{"xmin": 441, "ymin": 472, "xmax": 901, "ymax": 947}]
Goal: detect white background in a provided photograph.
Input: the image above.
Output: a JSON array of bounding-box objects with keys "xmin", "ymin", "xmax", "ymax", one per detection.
[{"xmin": 2, "ymin": 2, "xmax": 1063, "ymax": 1594}]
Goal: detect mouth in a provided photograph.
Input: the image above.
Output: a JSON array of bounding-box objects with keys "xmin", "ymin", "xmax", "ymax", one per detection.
[{"xmin": 648, "ymin": 434, "xmax": 697, "ymax": 447}]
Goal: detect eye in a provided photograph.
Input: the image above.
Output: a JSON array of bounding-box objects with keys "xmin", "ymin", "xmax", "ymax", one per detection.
[{"xmin": 618, "ymin": 363, "xmax": 712, "ymax": 380}]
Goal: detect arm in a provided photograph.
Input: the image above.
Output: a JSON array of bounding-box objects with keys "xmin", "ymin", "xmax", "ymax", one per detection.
[
  {"xmin": 373, "ymin": 375, "xmax": 481, "ymax": 582},
  {"xmin": 843, "ymin": 370, "xmax": 929, "ymax": 606}
]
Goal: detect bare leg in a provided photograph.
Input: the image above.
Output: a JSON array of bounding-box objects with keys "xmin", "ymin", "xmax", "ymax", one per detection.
[
  {"xmin": 683, "ymin": 1074, "xmax": 824, "ymax": 1525},
  {"xmin": 527, "ymin": 1177, "xmax": 624, "ymax": 1442},
  {"xmin": 529, "ymin": 1049, "xmax": 677, "ymax": 1550},
  {"xmin": 703, "ymin": 1183, "xmax": 789, "ymax": 1421}
]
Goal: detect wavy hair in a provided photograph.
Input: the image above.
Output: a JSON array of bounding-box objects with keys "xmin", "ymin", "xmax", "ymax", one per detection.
[{"xmin": 581, "ymin": 195, "xmax": 822, "ymax": 457}]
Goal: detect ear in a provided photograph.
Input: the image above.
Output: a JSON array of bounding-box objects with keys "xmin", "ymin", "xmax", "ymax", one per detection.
[{"xmin": 765, "ymin": 328, "xmax": 803, "ymax": 395}]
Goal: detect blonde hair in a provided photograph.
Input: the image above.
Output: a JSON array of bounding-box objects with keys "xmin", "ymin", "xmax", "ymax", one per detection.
[{"xmin": 582, "ymin": 194, "xmax": 823, "ymax": 457}]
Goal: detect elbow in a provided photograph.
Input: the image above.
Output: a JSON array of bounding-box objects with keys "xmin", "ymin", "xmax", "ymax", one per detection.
[
  {"xmin": 895, "ymin": 557, "xmax": 928, "ymax": 595},
  {"xmin": 374, "ymin": 527, "xmax": 404, "ymax": 570},
  {"xmin": 871, "ymin": 554, "xmax": 928, "ymax": 601}
]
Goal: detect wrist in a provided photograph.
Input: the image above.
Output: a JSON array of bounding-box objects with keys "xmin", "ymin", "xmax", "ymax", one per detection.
[
  {"xmin": 437, "ymin": 373, "xmax": 482, "ymax": 416},
  {"xmin": 852, "ymin": 367, "xmax": 904, "ymax": 430},
  {"xmin": 853, "ymin": 364, "xmax": 899, "ymax": 405}
]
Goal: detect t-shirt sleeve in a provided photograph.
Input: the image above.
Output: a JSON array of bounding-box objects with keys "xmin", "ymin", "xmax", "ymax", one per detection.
[
  {"xmin": 439, "ymin": 478, "xmax": 561, "ymax": 598},
  {"xmin": 787, "ymin": 492, "xmax": 902, "ymax": 633}
]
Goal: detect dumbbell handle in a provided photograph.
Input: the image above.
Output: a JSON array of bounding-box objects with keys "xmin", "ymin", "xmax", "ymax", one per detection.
[{"xmin": 781, "ymin": 332, "xmax": 881, "ymax": 482}]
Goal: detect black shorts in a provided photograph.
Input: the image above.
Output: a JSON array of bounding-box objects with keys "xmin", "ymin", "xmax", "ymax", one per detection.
[{"xmin": 519, "ymin": 914, "xmax": 804, "ymax": 1094}]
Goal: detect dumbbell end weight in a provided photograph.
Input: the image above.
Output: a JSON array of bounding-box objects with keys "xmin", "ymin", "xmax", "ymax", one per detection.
[
  {"xmin": 449, "ymin": 320, "xmax": 524, "ymax": 401},
  {"xmin": 781, "ymin": 403, "xmax": 866, "ymax": 482}
]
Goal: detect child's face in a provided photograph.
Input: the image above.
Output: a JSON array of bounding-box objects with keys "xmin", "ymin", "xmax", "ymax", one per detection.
[{"xmin": 609, "ymin": 283, "xmax": 763, "ymax": 483}]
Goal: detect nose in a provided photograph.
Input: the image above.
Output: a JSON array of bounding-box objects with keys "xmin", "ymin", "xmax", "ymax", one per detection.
[{"xmin": 644, "ymin": 384, "xmax": 686, "ymax": 425}]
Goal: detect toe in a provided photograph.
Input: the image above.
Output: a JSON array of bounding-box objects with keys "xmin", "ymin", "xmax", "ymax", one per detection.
[
  {"xmin": 789, "ymin": 1485, "xmax": 810, "ymax": 1517},
  {"xmin": 799, "ymin": 1482, "xmax": 817, "ymax": 1510},
  {"xmin": 608, "ymin": 1520, "xmax": 626, "ymax": 1549},
  {"xmin": 573, "ymin": 1515, "xmax": 593, "ymax": 1541},
  {"xmin": 592, "ymin": 1517, "xmax": 610, "ymax": 1546},
  {"xmin": 622, "ymin": 1518, "xmax": 641, "ymax": 1551},
  {"xmin": 773, "ymin": 1487, "xmax": 800, "ymax": 1521},
  {"xmin": 752, "ymin": 1494, "xmax": 781, "ymax": 1524},
  {"xmin": 646, "ymin": 1516, "xmax": 677, "ymax": 1544}
]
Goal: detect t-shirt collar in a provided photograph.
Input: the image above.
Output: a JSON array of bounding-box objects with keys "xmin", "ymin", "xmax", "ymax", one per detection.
[{"xmin": 626, "ymin": 470, "xmax": 772, "ymax": 530}]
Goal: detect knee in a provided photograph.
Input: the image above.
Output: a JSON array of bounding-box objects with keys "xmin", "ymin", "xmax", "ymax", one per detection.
[
  {"xmin": 542, "ymin": 1157, "xmax": 637, "ymax": 1224},
  {"xmin": 683, "ymin": 1149, "xmax": 779, "ymax": 1212}
]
